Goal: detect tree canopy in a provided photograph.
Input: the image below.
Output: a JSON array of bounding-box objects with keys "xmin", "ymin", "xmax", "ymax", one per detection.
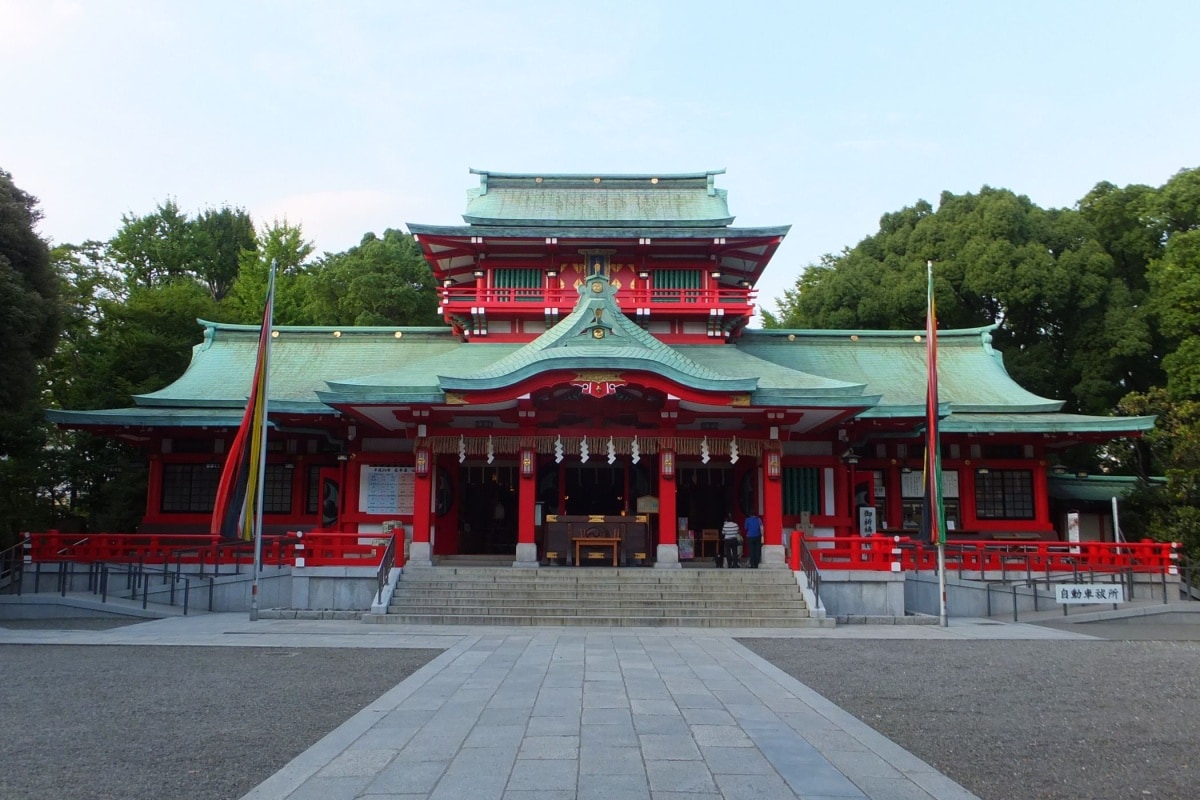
[
  {"xmin": 768, "ymin": 166, "xmax": 1200, "ymax": 552},
  {"xmin": 0, "ymin": 169, "xmax": 60, "ymax": 539}
]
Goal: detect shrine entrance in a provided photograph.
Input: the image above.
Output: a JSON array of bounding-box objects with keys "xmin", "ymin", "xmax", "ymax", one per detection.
[
  {"xmin": 536, "ymin": 460, "xmax": 655, "ymax": 517},
  {"xmin": 675, "ymin": 464, "xmax": 737, "ymax": 535},
  {"xmin": 454, "ymin": 463, "xmax": 518, "ymax": 555}
]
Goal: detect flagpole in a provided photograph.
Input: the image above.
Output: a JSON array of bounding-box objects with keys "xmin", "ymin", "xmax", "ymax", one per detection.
[
  {"xmin": 249, "ymin": 261, "xmax": 277, "ymax": 622},
  {"xmin": 928, "ymin": 259, "xmax": 949, "ymax": 627}
]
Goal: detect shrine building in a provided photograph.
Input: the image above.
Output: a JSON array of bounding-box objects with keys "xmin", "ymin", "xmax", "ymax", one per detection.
[{"xmin": 48, "ymin": 169, "xmax": 1155, "ymax": 569}]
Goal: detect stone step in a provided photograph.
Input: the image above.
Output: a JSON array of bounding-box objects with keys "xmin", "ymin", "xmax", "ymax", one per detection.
[
  {"xmin": 364, "ymin": 613, "xmax": 830, "ymax": 628},
  {"xmin": 375, "ymin": 565, "xmax": 815, "ymax": 628},
  {"xmin": 387, "ymin": 605, "xmax": 810, "ymax": 618},
  {"xmin": 400, "ymin": 571, "xmax": 796, "ymax": 584},
  {"xmin": 388, "ymin": 592, "xmax": 801, "ymax": 604},
  {"xmin": 388, "ymin": 584, "xmax": 801, "ymax": 595}
]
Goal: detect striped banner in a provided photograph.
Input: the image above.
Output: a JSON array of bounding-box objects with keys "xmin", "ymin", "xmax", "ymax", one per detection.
[{"xmin": 210, "ymin": 266, "xmax": 276, "ymax": 540}]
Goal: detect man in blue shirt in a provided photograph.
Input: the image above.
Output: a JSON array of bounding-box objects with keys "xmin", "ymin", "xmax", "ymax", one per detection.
[{"xmin": 743, "ymin": 511, "xmax": 764, "ymax": 568}]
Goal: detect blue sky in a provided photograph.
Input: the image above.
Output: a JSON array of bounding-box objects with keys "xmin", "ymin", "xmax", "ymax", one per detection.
[{"xmin": 3, "ymin": 0, "xmax": 1198, "ymax": 319}]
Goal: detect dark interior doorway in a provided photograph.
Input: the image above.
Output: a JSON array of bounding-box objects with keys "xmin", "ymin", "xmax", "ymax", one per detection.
[
  {"xmin": 456, "ymin": 464, "xmax": 517, "ymax": 554},
  {"xmin": 675, "ymin": 465, "xmax": 733, "ymax": 532}
]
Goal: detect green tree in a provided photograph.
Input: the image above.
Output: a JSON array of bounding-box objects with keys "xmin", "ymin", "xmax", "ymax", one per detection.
[
  {"xmin": 222, "ymin": 218, "xmax": 314, "ymax": 324},
  {"xmin": 191, "ymin": 206, "xmax": 256, "ymax": 302},
  {"xmin": 769, "ymin": 187, "xmax": 1153, "ymax": 413},
  {"xmin": 305, "ymin": 229, "xmax": 439, "ymax": 326},
  {"xmin": 107, "ymin": 199, "xmax": 196, "ymax": 291},
  {"xmin": 0, "ymin": 169, "xmax": 60, "ymax": 540}
]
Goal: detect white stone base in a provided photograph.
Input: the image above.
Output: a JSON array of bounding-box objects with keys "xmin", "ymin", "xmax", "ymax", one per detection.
[
  {"xmin": 513, "ymin": 543, "xmax": 540, "ymax": 568},
  {"xmin": 761, "ymin": 544, "xmax": 787, "ymax": 569},
  {"xmin": 654, "ymin": 544, "xmax": 682, "ymax": 568},
  {"xmin": 407, "ymin": 541, "xmax": 433, "ymax": 567}
]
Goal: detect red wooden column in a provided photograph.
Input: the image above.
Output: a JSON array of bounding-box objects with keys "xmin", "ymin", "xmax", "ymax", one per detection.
[
  {"xmin": 409, "ymin": 447, "xmax": 433, "ymax": 566},
  {"xmin": 145, "ymin": 454, "xmax": 162, "ymax": 520},
  {"xmin": 655, "ymin": 450, "xmax": 680, "ymax": 568},
  {"xmin": 1033, "ymin": 463, "xmax": 1051, "ymax": 528},
  {"xmin": 762, "ymin": 448, "xmax": 786, "ymax": 568},
  {"xmin": 514, "ymin": 449, "xmax": 538, "ymax": 567},
  {"xmin": 763, "ymin": 462, "xmax": 783, "ymax": 546}
]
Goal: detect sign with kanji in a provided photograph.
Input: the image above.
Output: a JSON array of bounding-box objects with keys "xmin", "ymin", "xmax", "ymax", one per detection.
[
  {"xmin": 1053, "ymin": 584, "xmax": 1125, "ymax": 604},
  {"xmin": 858, "ymin": 505, "xmax": 877, "ymax": 536}
]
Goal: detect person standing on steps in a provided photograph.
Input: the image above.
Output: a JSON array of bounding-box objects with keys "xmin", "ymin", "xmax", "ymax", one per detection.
[
  {"xmin": 744, "ymin": 510, "xmax": 763, "ymax": 568},
  {"xmin": 721, "ymin": 513, "xmax": 741, "ymax": 568}
]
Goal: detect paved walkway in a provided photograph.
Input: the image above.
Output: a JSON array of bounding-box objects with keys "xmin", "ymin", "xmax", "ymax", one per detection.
[{"xmin": 0, "ymin": 614, "xmax": 1097, "ymax": 800}]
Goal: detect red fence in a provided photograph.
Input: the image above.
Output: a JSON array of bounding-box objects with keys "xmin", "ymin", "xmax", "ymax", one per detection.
[
  {"xmin": 24, "ymin": 530, "xmax": 403, "ymax": 570},
  {"xmin": 788, "ymin": 532, "xmax": 1180, "ymax": 576}
]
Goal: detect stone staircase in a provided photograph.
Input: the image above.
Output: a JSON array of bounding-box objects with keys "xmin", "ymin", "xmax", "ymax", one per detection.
[{"xmin": 363, "ymin": 565, "xmax": 831, "ymax": 627}]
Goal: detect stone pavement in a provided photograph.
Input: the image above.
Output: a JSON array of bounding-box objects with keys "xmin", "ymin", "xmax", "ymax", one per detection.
[{"xmin": 0, "ymin": 614, "xmax": 1097, "ymax": 800}]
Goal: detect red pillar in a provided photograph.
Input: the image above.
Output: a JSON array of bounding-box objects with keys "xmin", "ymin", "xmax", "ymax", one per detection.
[
  {"xmin": 1033, "ymin": 463, "xmax": 1050, "ymax": 529},
  {"xmin": 518, "ymin": 451, "xmax": 536, "ymax": 547},
  {"xmin": 145, "ymin": 454, "xmax": 162, "ymax": 521},
  {"xmin": 763, "ymin": 463, "xmax": 783, "ymax": 547},
  {"xmin": 413, "ymin": 471, "xmax": 432, "ymax": 545},
  {"xmin": 658, "ymin": 451, "xmax": 677, "ymax": 548}
]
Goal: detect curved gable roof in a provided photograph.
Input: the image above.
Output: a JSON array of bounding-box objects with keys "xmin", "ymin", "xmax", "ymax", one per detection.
[{"xmin": 739, "ymin": 326, "xmax": 1061, "ymax": 415}]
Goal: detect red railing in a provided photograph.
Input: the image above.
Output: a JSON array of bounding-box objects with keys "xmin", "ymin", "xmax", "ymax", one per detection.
[
  {"xmin": 24, "ymin": 530, "xmax": 395, "ymax": 570},
  {"xmin": 441, "ymin": 286, "xmax": 756, "ymax": 309},
  {"xmin": 788, "ymin": 532, "xmax": 1180, "ymax": 576}
]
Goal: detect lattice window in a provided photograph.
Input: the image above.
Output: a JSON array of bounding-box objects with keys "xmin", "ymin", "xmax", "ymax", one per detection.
[
  {"xmin": 782, "ymin": 467, "xmax": 821, "ymax": 516},
  {"xmin": 651, "ymin": 269, "xmax": 701, "ymax": 303},
  {"xmin": 306, "ymin": 465, "xmax": 322, "ymax": 515},
  {"xmin": 493, "ymin": 268, "xmax": 543, "ymax": 302},
  {"xmin": 161, "ymin": 463, "xmax": 220, "ymax": 513},
  {"xmin": 262, "ymin": 464, "xmax": 294, "ymax": 514},
  {"xmin": 974, "ymin": 469, "xmax": 1035, "ymax": 520}
]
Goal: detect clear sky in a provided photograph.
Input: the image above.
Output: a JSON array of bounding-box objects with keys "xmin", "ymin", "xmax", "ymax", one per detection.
[{"xmin": 3, "ymin": 0, "xmax": 1197, "ymax": 319}]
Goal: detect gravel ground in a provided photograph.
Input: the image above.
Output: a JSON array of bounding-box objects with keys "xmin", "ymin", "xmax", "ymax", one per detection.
[
  {"xmin": 7, "ymin": 628, "xmax": 1197, "ymax": 800},
  {"xmin": 0, "ymin": 644, "xmax": 441, "ymax": 800},
  {"xmin": 741, "ymin": 636, "xmax": 1200, "ymax": 800}
]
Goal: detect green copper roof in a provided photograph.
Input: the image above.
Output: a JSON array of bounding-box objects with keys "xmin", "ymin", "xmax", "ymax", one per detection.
[
  {"xmin": 406, "ymin": 223, "xmax": 789, "ymax": 240},
  {"xmin": 46, "ymin": 406, "xmax": 255, "ymax": 428},
  {"xmin": 939, "ymin": 413, "xmax": 1155, "ymax": 435},
  {"xmin": 461, "ymin": 169, "xmax": 735, "ymax": 228},
  {"xmin": 46, "ymin": 292, "xmax": 1154, "ymax": 438},
  {"xmin": 739, "ymin": 326, "xmax": 1062, "ymax": 415},
  {"xmin": 437, "ymin": 274, "xmax": 757, "ymax": 393},
  {"xmin": 675, "ymin": 346, "xmax": 874, "ymax": 404},
  {"xmin": 136, "ymin": 321, "xmax": 458, "ymax": 410},
  {"xmin": 1047, "ymin": 475, "xmax": 1161, "ymax": 503}
]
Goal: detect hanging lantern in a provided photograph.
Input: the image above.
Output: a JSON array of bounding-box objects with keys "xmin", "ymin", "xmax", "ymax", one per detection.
[
  {"xmin": 766, "ymin": 450, "xmax": 781, "ymax": 480},
  {"xmin": 660, "ymin": 449, "xmax": 675, "ymax": 479},
  {"xmin": 415, "ymin": 447, "xmax": 431, "ymax": 476},
  {"xmin": 520, "ymin": 449, "xmax": 535, "ymax": 478}
]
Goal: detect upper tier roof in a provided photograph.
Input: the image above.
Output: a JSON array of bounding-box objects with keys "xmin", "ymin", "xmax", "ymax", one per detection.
[{"xmin": 461, "ymin": 169, "xmax": 735, "ymax": 228}]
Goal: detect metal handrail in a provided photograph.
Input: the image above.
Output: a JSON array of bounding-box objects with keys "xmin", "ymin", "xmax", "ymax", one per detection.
[
  {"xmin": 376, "ymin": 531, "xmax": 400, "ymax": 604},
  {"xmin": 0, "ymin": 538, "xmax": 25, "ymax": 595},
  {"xmin": 794, "ymin": 532, "xmax": 822, "ymax": 613}
]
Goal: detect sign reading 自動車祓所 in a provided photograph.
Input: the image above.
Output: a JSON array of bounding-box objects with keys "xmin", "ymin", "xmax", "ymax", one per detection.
[{"xmin": 1054, "ymin": 584, "xmax": 1125, "ymax": 604}]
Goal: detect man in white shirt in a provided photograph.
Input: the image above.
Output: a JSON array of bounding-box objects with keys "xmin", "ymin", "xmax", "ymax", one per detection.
[{"xmin": 721, "ymin": 513, "xmax": 741, "ymax": 568}]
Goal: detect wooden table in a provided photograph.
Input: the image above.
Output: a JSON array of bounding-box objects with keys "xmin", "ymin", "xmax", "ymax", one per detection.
[{"xmin": 574, "ymin": 536, "xmax": 621, "ymax": 566}]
